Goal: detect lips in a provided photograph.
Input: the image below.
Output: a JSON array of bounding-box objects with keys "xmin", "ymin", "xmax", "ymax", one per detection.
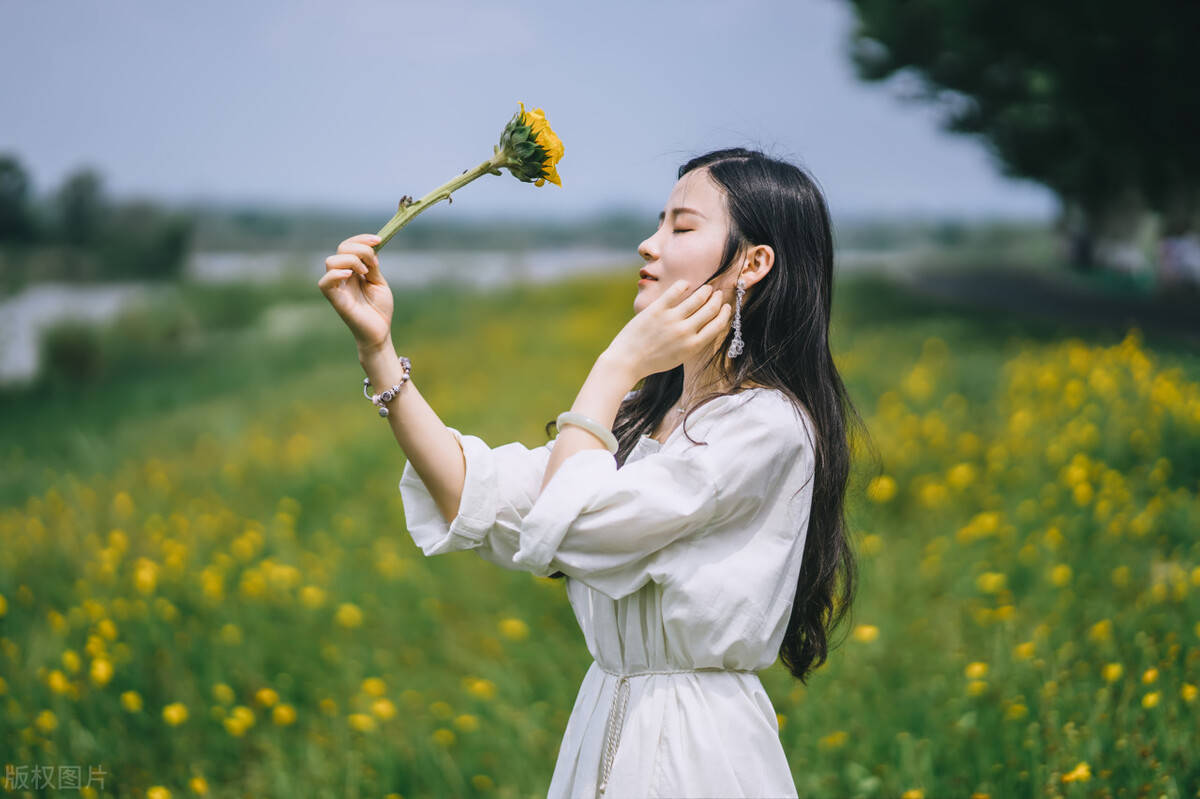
[{"xmin": 639, "ymin": 269, "xmax": 659, "ymax": 280}]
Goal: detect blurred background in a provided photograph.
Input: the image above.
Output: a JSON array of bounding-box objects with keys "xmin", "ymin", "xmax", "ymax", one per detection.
[{"xmin": 1, "ymin": 1, "xmax": 1197, "ymax": 797}]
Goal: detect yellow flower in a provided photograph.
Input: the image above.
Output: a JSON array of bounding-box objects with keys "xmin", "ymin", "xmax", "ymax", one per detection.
[
  {"xmin": 818, "ymin": 730, "xmax": 848, "ymax": 749},
  {"xmin": 0, "ymin": 593, "xmax": 6, "ymax": 616},
  {"xmin": 189, "ymin": 776, "xmax": 209, "ymax": 795},
  {"xmin": 371, "ymin": 698, "xmax": 397, "ymax": 721},
  {"xmin": 212, "ymin": 683, "xmax": 235, "ymax": 705},
  {"xmin": 163, "ymin": 702, "xmax": 189, "ymax": 726},
  {"xmin": 1048, "ymin": 564, "xmax": 1072, "ymax": 587},
  {"xmin": 866, "ymin": 475, "xmax": 897, "ymax": 503},
  {"xmin": 348, "ymin": 713, "xmax": 376, "ymax": 733},
  {"xmin": 47, "ymin": 669, "xmax": 70, "ymax": 695},
  {"xmin": 1142, "ymin": 667, "xmax": 1158, "ymax": 684},
  {"xmin": 224, "ymin": 705, "xmax": 255, "ymax": 736},
  {"xmin": 1142, "ymin": 691, "xmax": 1160, "ymax": 708},
  {"xmin": 62, "ymin": 649, "xmax": 81, "ymax": 674},
  {"xmin": 432, "ymin": 727, "xmax": 457, "ymax": 746},
  {"xmin": 90, "ymin": 657, "xmax": 114, "ymax": 687},
  {"xmin": 964, "ymin": 662, "xmax": 988, "ymax": 679},
  {"xmin": 1013, "ymin": 642, "xmax": 1035, "ymax": 661},
  {"xmin": 272, "ymin": 704, "xmax": 297, "ymax": 726},
  {"xmin": 255, "ymin": 687, "xmax": 279, "ymax": 707},
  {"xmin": 852, "ymin": 624, "xmax": 879, "ymax": 643},
  {"xmin": 465, "ymin": 677, "xmax": 497, "ymax": 701},
  {"xmin": 335, "ymin": 603, "xmax": 363, "ymax": 629},
  {"xmin": 500, "ymin": 102, "xmax": 565, "ymax": 187},
  {"xmin": 299, "ymin": 585, "xmax": 325, "ymax": 609},
  {"xmin": 361, "ymin": 677, "xmax": 387, "ymax": 697},
  {"xmin": 97, "ymin": 618, "xmax": 118, "ymax": 640},
  {"xmin": 454, "ymin": 713, "xmax": 480, "ymax": 732},
  {"xmin": 112, "ymin": 490, "xmax": 136, "ymax": 520},
  {"xmin": 121, "ymin": 690, "xmax": 143, "ymax": 712},
  {"xmin": 901, "ymin": 790, "xmax": 925, "ymax": 799},
  {"xmin": 498, "ymin": 617, "xmax": 529, "ymax": 641},
  {"xmin": 946, "ymin": 462, "xmax": 976, "ymax": 489},
  {"xmin": 1004, "ymin": 703, "xmax": 1027, "ymax": 721},
  {"xmin": 134, "ymin": 557, "xmax": 159, "ymax": 595},
  {"xmin": 1061, "ymin": 762, "xmax": 1091, "ymax": 782},
  {"xmin": 1088, "ymin": 619, "xmax": 1113, "ymax": 642},
  {"xmin": 147, "ymin": 786, "xmax": 170, "ymax": 799},
  {"xmin": 1181, "ymin": 683, "xmax": 1197, "ymax": 703},
  {"xmin": 35, "ymin": 709, "xmax": 58, "ymax": 733},
  {"xmin": 967, "ymin": 680, "xmax": 988, "ymax": 697},
  {"xmin": 976, "ymin": 572, "xmax": 1006, "ymax": 594},
  {"xmin": 1102, "ymin": 663, "xmax": 1123, "ymax": 683}
]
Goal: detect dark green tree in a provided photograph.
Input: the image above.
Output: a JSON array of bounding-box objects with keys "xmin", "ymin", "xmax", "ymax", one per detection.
[
  {"xmin": 0, "ymin": 154, "xmax": 38, "ymax": 243},
  {"xmin": 843, "ymin": 0, "xmax": 1200, "ymax": 268},
  {"xmin": 53, "ymin": 167, "xmax": 108, "ymax": 247}
]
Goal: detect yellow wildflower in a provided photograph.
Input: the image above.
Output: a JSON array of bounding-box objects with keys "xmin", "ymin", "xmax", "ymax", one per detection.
[
  {"xmin": 498, "ymin": 617, "xmax": 529, "ymax": 641},
  {"xmin": 121, "ymin": 690, "xmax": 143, "ymax": 712},
  {"xmin": 852, "ymin": 624, "xmax": 879, "ymax": 643},
  {"xmin": 1061, "ymin": 762, "xmax": 1091, "ymax": 782},
  {"xmin": 162, "ymin": 702, "xmax": 189, "ymax": 726},
  {"xmin": 335, "ymin": 603, "xmax": 363, "ymax": 629},
  {"xmin": 272, "ymin": 704, "xmax": 297, "ymax": 725}
]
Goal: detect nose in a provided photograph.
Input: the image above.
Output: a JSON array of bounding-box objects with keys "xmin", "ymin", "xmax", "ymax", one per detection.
[{"xmin": 637, "ymin": 234, "xmax": 657, "ymax": 263}]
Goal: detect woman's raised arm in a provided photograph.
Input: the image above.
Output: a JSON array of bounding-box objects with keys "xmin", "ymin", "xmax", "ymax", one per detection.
[
  {"xmin": 359, "ymin": 340, "xmax": 465, "ymax": 525},
  {"xmin": 318, "ymin": 232, "xmax": 466, "ymax": 525}
]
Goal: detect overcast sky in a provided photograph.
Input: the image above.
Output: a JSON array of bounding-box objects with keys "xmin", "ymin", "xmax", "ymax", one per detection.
[{"xmin": 1, "ymin": 0, "xmax": 1057, "ymax": 224}]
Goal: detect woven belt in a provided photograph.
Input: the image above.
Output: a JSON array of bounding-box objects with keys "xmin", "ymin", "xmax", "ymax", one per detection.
[{"xmin": 594, "ymin": 663, "xmax": 758, "ymax": 796}]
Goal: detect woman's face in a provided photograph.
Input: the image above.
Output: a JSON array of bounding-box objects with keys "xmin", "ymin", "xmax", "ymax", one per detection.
[{"xmin": 635, "ymin": 168, "xmax": 739, "ymax": 314}]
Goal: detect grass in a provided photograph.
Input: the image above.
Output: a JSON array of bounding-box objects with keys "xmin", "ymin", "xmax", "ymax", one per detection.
[{"xmin": 1, "ymin": 264, "xmax": 1197, "ymax": 798}]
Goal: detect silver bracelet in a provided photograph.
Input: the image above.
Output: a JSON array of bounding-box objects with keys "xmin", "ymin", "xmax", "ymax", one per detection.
[
  {"xmin": 363, "ymin": 356, "xmax": 412, "ymax": 417},
  {"xmin": 556, "ymin": 411, "xmax": 619, "ymax": 454}
]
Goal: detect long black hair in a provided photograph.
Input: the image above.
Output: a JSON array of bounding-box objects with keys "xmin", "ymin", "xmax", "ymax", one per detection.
[{"xmin": 543, "ymin": 147, "xmax": 874, "ymax": 684}]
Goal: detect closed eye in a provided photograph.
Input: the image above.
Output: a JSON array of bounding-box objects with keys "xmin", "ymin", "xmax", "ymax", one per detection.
[{"xmin": 673, "ymin": 229, "xmax": 692, "ymax": 234}]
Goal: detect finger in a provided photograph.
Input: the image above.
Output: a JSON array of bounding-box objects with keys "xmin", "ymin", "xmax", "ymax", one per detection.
[
  {"xmin": 695, "ymin": 299, "xmax": 733, "ymax": 343},
  {"xmin": 325, "ymin": 253, "xmax": 368, "ymax": 277},
  {"xmin": 674, "ymin": 282, "xmax": 717, "ymax": 316},
  {"xmin": 337, "ymin": 241, "xmax": 381, "ymax": 270},
  {"xmin": 317, "ymin": 268, "xmax": 355, "ymax": 293},
  {"xmin": 336, "ymin": 241, "xmax": 376, "ymax": 266},
  {"xmin": 687, "ymin": 288, "xmax": 725, "ymax": 330},
  {"xmin": 338, "ymin": 233, "xmax": 382, "ymax": 252}
]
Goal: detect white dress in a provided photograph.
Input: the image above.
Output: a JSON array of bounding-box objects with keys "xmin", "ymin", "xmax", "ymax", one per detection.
[{"xmin": 398, "ymin": 386, "xmax": 816, "ymax": 798}]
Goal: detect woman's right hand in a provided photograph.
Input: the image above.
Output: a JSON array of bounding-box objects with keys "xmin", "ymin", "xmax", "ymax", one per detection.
[{"xmin": 317, "ymin": 233, "xmax": 394, "ymax": 352}]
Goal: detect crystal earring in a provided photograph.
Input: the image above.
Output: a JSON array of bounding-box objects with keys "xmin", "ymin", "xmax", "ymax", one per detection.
[{"xmin": 727, "ymin": 278, "xmax": 745, "ymax": 358}]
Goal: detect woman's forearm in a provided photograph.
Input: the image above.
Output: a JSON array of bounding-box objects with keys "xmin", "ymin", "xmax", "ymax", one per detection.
[
  {"xmin": 539, "ymin": 353, "xmax": 640, "ymax": 497},
  {"xmin": 359, "ymin": 338, "xmax": 465, "ymax": 525}
]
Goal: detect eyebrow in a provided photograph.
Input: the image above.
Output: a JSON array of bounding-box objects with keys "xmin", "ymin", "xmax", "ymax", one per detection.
[{"xmin": 657, "ymin": 207, "xmax": 707, "ymax": 223}]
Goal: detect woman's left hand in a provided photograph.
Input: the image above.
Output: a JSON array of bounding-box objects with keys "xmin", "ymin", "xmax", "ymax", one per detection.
[{"xmin": 602, "ymin": 280, "xmax": 733, "ymax": 382}]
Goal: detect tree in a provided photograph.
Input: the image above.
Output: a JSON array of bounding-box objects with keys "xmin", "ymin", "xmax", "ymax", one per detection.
[
  {"xmin": 0, "ymin": 153, "xmax": 38, "ymax": 243},
  {"xmin": 53, "ymin": 167, "xmax": 107, "ymax": 247},
  {"xmin": 843, "ymin": 0, "xmax": 1200, "ymax": 270}
]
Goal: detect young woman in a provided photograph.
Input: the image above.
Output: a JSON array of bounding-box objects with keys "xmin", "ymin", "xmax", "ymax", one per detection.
[{"xmin": 318, "ymin": 147, "xmax": 865, "ymax": 798}]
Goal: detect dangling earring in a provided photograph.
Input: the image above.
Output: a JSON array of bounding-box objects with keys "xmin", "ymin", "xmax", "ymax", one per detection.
[{"xmin": 727, "ymin": 278, "xmax": 745, "ymax": 358}]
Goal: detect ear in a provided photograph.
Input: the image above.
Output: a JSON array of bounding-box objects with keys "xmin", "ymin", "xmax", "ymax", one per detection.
[{"xmin": 740, "ymin": 243, "xmax": 774, "ymax": 288}]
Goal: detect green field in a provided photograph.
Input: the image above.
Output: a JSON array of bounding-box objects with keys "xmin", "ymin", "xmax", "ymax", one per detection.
[{"xmin": 1, "ymin": 266, "xmax": 1198, "ymax": 798}]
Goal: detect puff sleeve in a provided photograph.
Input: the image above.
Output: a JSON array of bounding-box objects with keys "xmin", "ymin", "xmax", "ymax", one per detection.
[
  {"xmin": 398, "ymin": 426, "xmax": 557, "ymax": 572},
  {"xmin": 398, "ymin": 390, "xmax": 642, "ymax": 570},
  {"xmin": 398, "ymin": 391, "xmax": 811, "ymax": 600},
  {"xmin": 507, "ymin": 397, "xmax": 806, "ymax": 599}
]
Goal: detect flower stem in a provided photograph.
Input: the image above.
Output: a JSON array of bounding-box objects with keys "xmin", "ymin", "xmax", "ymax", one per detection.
[{"xmin": 373, "ymin": 153, "xmax": 507, "ymax": 252}]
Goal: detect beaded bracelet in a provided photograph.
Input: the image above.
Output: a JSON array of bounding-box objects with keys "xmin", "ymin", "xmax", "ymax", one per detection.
[{"xmin": 363, "ymin": 356, "xmax": 412, "ymax": 417}]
